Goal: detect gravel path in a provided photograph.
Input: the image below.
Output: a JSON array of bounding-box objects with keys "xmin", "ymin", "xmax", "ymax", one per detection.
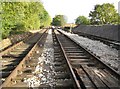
[{"xmin": 59, "ymin": 29, "xmax": 119, "ymax": 72}]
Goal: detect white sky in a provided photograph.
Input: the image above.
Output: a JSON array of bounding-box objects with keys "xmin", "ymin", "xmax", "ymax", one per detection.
[{"xmin": 41, "ymin": 0, "xmax": 119, "ymax": 23}]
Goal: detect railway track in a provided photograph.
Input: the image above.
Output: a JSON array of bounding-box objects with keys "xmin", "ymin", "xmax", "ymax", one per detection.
[
  {"xmin": 51, "ymin": 31, "xmax": 80, "ymax": 88},
  {"xmin": 0, "ymin": 32, "xmax": 34, "ymax": 55},
  {"xmin": 73, "ymin": 31, "xmax": 120, "ymax": 50},
  {"xmin": 0, "ymin": 29, "xmax": 48, "ymax": 88},
  {"xmin": 54, "ymin": 29, "xmax": 120, "ymax": 89}
]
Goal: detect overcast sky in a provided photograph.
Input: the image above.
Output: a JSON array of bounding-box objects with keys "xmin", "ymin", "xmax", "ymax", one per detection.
[{"xmin": 41, "ymin": 0, "xmax": 119, "ymax": 23}]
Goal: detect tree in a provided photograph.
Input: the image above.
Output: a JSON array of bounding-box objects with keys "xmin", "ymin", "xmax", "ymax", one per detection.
[
  {"xmin": 75, "ymin": 16, "xmax": 90, "ymax": 25},
  {"xmin": 52, "ymin": 15, "xmax": 67, "ymax": 26},
  {"xmin": 0, "ymin": 1, "xmax": 51, "ymax": 38},
  {"xmin": 89, "ymin": 3, "xmax": 119, "ymax": 25},
  {"xmin": 39, "ymin": 9, "xmax": 51, "ymax": 28}
]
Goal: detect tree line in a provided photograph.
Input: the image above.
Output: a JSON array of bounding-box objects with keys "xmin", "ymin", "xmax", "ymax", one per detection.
[
  {"xmin": 76, "ymin": 3, "xmax": 120, "ymax": 25},
  {"xmin": 1, "ymin": 2, "xmax": 119, "ymax": 39},
  {"xmin": 0, "ymin": 2, "xmax": 51, "ymax": 39},
  {"xmin": 52, "ymin": 3, "xmax": 120, "ymax": 26}
]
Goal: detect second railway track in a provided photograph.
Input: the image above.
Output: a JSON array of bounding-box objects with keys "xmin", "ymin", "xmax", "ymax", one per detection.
[
  {"xmin": 73, "ymin": 31, "xmax": 120, "ymax": 50},
  {"xmin": 0, "ymin": 29, "xmax": 48, "ymax": 88},
  {"xmin": 54, "ymin": 29, "xmax": 120, "ymax": 89}
]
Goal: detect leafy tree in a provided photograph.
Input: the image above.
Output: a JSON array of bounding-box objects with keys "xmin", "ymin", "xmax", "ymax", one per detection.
[
  {"xmin": 0, "ymin": 1, "xmax": 51, "ymax": 39},
  {"xmin": 39, "ymin": 9, "xmax": 51, "ymax": 28},
  {"xmin": 89, "ymin": 3, "xmax": 119, "ymax": 25},
  {"xmin": 1, "ymin": 2, "xmax": 21, "ymax": 38},
  {"xmin": 52, "ymin": 15, "xmax": 67, "ymax": 26},
  {"xmin": 75, "ymin": 16, "xmax": 90, "ymax": 25}
]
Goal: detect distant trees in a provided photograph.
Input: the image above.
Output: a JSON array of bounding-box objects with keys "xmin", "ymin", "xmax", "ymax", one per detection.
[
  {"xmin": 75, "ymin": 16, "xmax": 90, "ymax": 25},
  {"xmin": 75, "ymin": 3, "xmax": 119, "ymax": 25},
  {"xmin": 52, "ymin": 15, "xmax": 67, "ymax": 26},
  {"xmin": 0, "ymin": 2, "xmax": 51, "ymax": 38},
  {"xmin": 89, "ymin": 3, "xmax": 119, "ymax": 25}
]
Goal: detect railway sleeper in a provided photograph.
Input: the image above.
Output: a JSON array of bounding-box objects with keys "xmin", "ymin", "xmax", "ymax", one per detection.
[
  {"xmin": 1, "ymin": 71, "xmax": 11, "ymax": 78},
  {"xmin": 54, "ymin": 73, "xmax": 70, "ymax": 79},
  {"xmin": 1, "ymin": 66, "xmax": 16, "ymax": 71},
  {"xmin": 54, "ymin": 66, "xmax": 68, "ymax": 72},
  {"xmin": 66, "ymin": 50, "xmax": 84, "ymax": 53},
  {"xmin": 53, "ymin": 62, "xmax": 66, "ymax": 66},
  {"xmin": 76, "ymin": 68, "xmax": 96, "ymax": 89},
  {"xmin": 9, "ymin": 58, "xmax": 22, "ymax": 62},
  {"xmin": 81, "ymin": 65, "xmax": 119, "ymax": 88},
  {"xmin": 68, "ymin": 55, "xmax": 89, "ymax": 59},
  {"xmin": 53, "ymin": 58, "xmax": 65, "ymax": 62},
  {"xmin": 64, "ymin": 48, "xmax": 81, "ymax": 51},
  {"xmin": 67, "ymin": 53, "xmax": 86, "ymax": 56},
  {"xmin": 54, "ymin": 79, "xmax": 73, "ymax": 87},
  {"xmin": 8, "ymin": 51, "xmax": 28, "ymax": 56},
  {"xmin": 2, "ymin": 62, "xmax": 19, "ymax": 67}
]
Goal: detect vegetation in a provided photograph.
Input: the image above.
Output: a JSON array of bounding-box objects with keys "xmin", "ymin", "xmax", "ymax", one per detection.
[
  {"xmin": 0, "ymin": 2, "xmax": 51, "ymax": 39},
  {"xmin": 89, "ymin": 3, "xmax": 119, "ymax": 25},
  {"xmin": 52, "ymin": 15, "xmax": 67, "ymax": 26},
  {"xmin": 75, "ymin": 16, "xmax": 90, "ymax": 25}
]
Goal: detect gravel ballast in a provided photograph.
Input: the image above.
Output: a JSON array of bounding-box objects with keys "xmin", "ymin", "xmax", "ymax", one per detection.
[
  {"xmin": 58, "ymin": 29, "xmax": 119, "ymax": 72},
  {"xmin": 24, "ymin": 29, "xmax": 55, "ymax": 87}
]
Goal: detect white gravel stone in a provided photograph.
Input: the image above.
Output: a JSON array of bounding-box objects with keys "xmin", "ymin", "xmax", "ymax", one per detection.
[
  {"xmin": 24, "ymin": 29, "xmax": 55, "ymax": 87},
  {"xmin": 58, "ymin": 29, "xmax": 119, "ymax": 72}
]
